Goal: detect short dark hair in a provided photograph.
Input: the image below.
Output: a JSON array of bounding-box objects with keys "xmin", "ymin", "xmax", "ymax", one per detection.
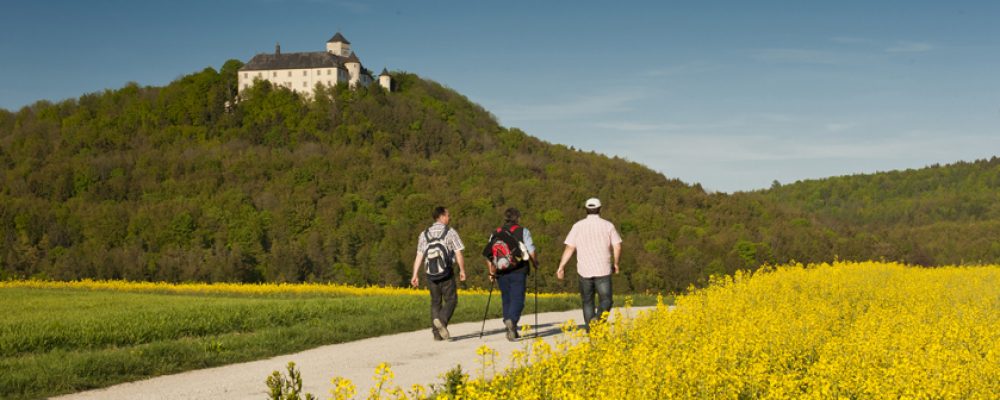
[
  {"xmin": 504, "ymin": 208, "xmax": 521, "ymax": 225},
  {"xmin": 432, "ymin": 206, "xmax": 448, "ymax": 220},
  {"xmin": 586, "ymin": 206, "xmax": 601, "ymax": 215}
]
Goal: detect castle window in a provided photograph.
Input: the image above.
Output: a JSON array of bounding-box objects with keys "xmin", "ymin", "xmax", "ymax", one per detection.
[
  {"xmin": 303, "ymin": 71, "xmax": 307, "ymax": 76},
  {"xmin": 303, "ymin": 81, "xmax": 307, "ymax": 87},
  {"xmin": 243, "ymin": 73, "xmax": 247, "ymax": 78},
  {"xmin": 273, "ymin": 72, "xmax": 277, "ymax": 77},
  {"xmin": 327, "ymin": 69, "xmax": 332, "ymax": 75},
  {"xmin": 288, "ymin": 71, "xmax": 292, "ymax": 77}
]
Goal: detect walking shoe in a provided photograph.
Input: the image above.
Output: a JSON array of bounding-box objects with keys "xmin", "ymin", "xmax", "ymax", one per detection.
[
  {"xmin": 433, "ymin": 318, "xmax": 450, "ymax": 341},
  {"xmin": 504, "ymin": 319, "xmax": 516, "ymax": 342}
]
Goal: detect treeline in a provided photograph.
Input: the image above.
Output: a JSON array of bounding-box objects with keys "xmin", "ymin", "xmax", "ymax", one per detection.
[
  {"xmin": 748, "ymin": 159, "xmax": 1000, "ymax": 265},
  {"xmin": 2, "ymin": 61, "xmax": 999, "ymax": 293}
]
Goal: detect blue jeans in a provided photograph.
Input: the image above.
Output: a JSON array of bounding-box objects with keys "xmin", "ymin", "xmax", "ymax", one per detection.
[
  {"xmin": 579, "ymin": 274, "xmax": 613, "ymax": 326},
  {"xmin": 497, "ymin": 268, "xmax": 527, "ymax": 328}
]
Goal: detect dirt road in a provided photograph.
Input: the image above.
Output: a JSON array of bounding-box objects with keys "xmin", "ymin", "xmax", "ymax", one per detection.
[{"xmin": 54, "ymin": 306, "xmax": 653, "ymax": 400}]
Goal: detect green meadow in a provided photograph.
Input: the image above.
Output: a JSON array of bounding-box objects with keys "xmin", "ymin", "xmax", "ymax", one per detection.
[{"xmin": 0, "ymin": 286, "xmax": 660, "ymax": 399}]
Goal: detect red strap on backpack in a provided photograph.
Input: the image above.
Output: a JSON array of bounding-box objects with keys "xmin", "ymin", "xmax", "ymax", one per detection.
[{"xmin": 499, "ymin": 224, "xmax": 519, "ymax": 233}]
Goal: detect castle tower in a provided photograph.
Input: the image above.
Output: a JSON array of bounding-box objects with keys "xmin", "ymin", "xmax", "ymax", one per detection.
[
  {"xmin": 344, "ymin": 51, "xmax": 361, "ymax": 87},
  {"xmin": 378, "ymin": 68, "xmax": 392, "ymax": 91},
  {"xmin": 326, "ymin": 32, "xmax": 351, "ymax": 57}
]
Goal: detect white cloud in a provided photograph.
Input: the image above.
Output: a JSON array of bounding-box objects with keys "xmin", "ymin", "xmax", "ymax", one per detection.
[
  {"xmin": 595, "ymin": 121, "xmax": 738, "ymax": 132},
  {"xmin": 753, "ymin": 41, "xmax": 932, "ymax": 66},
  {"xmin": 528, "ymin": 111, "xmax": 997, "ymax": 192},
  {"xmin": 752, "ymin": 49, "xmax": 855, "ymax": 65},
  {"xmin": 831, "ymin": 36, "xmax": 872, "ymax": 44},
  {"xmin": 595, "ymin": 113, "xmax": 799, "ymax": 134},
  {"xmin": 886, "ymin": 41, "xmax": 933, "ymax": 53},
  {"xmin": 335, "ymin": 1, "xmax": 370, "ymax": 13},
  {"xmin": 615, "ymin": 127, "xmax": 997, "ymax": 167},
  {"xmin": 642, "ymin": 62, "xmax": 719, "ymax": 77},
  {"xmin": 825, "ymin": 122, "xmax": 856, "ymax": 132},
  {"xmin": 493, "ymin": 89, "xmax": 645, "ymax": 122}
]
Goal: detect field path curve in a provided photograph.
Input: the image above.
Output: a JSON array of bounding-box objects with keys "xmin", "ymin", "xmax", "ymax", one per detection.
[{"xmin": 54, "ymin": 306, "xmax": 654, "ymax": 400}]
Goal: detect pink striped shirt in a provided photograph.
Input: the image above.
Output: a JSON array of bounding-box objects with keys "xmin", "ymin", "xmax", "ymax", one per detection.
[{"xmin": 564, "ymin": 215, "xmax": 623, "ymax": 278}]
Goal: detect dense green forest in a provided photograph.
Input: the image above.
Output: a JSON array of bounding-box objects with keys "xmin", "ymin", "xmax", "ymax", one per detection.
[{"xmin": 2, "ymin": 60, "xmax": 998, "ymax": 293}]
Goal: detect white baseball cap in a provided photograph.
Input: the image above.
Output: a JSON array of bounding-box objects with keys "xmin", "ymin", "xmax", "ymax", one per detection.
[{"xmin": 585, "ymin": 197, "xmax": 602, "ymax": 209}]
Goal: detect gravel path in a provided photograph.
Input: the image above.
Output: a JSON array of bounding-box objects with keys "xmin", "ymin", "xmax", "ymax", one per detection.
[{"xmin": 54, "ymin": 306, "xmax": 654, "ymax": 400}]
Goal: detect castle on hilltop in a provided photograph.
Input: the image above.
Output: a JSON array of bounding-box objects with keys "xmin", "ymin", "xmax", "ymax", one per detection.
[{"xmin": 238, "ymin": 32, "xmax": 391, "ymax": 97}]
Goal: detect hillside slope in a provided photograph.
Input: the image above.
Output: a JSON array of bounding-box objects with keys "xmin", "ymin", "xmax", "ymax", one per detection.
[
  {"xmin": 2, "ymin": 61, "xmax": 998, "ymax": 292},
  {"xmin": 750, "ymin": 158, "xmax": 1000, "ymax": 265},
  {"xmin": 0, "ymin": 61, "xmax": 707, "ymax": 292}
]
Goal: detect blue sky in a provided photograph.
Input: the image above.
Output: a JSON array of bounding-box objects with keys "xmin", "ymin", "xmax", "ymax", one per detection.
[{"xmin": 2, "ymin": 1, "xmax": 998, "ymax": 192}]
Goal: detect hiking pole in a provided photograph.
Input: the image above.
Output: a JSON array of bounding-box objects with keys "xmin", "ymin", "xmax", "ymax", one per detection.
[
  {"xmin": 479, "ymin": 278, "xmax": 495, "ymax": 339},
  {"xmin": 533, "ymin": 262, "xmax": 538, "ymax": 339}
]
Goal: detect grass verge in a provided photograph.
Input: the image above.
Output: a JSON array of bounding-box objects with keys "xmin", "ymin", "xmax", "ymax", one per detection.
[{"xmin": 0, "ymin": 285, "xmax": 662, "ymax": 399}]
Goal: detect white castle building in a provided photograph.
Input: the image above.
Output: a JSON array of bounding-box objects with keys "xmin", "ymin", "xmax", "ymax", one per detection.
[{"xmin": 238, "ymin": 32, "xmax": 391, "ymax": 96}]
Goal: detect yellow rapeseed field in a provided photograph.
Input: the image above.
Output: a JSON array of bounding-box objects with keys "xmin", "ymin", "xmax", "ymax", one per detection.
[{"xmin": 344, "ymin": 261, "xmax": 1000, "ymax": 399}]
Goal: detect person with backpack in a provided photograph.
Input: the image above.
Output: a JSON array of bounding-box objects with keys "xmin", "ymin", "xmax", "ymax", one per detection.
[
  {"xmin": 411, "ymin": 206, "xmax": 467, "ymax": 341},
  {"xmin": 481, "ymin": 208, "xmax": 537, "ymax": 341},
  {"xmin": 556, "ymin": 198, "xmax": 622, "ymax": 330}
]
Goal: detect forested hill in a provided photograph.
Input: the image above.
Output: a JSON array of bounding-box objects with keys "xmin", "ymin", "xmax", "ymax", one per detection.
[
  {"xmin": 0, "ymin": 60, "xmax": 707, "ymax": 292},
  {"xmin": 749, "ymin": 158, "xmax": 1000, "ymax": 265},
  {"xmin": 1, "ymin": 60, "xmax": 998, "ymax": 293},
  {"xmin": 762, "ymin": 158, "xmax": 1000, "ymax": 227}
]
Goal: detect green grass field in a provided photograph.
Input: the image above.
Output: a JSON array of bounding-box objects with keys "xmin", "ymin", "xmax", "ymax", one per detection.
[{"xmin": 0, "ymin": 286, "xmax": 661, "ymax": 399}]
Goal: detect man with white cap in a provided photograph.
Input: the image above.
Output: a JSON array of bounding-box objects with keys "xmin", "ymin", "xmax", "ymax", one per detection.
[{"xmin": 556, "ymin": 197, "xmax": 623, "ymax": 329}]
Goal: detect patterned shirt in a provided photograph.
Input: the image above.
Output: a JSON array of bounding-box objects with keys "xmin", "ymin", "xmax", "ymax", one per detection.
[
  {"xmin": 416, "ymin": 222, "xmax": 465, "ymax": 255},
  {"xmin": 564, "ymin": 215, "xmax": 623, "ymax": 278}
]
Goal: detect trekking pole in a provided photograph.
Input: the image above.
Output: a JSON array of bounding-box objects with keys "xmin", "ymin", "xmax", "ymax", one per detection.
[
  {"xmin": 533, "ymin": 262, "xmax": 538, "ymax": 338},
  {"xmin": 479, "ymin": 278, "xmax": 495, "ymax": 339}
]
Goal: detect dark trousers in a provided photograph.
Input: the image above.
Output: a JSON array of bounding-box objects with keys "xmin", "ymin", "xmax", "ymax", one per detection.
[
  {"xmin": 428, "ymin": 274, "xmax": 457, "ymax": 337},
  {"xmin": 497, "ymin": 268, "xmax": 528, "ymax": 328},
  {"xmin": 579, "ymin": 274, "xmax": 613, "ymax": 326}
]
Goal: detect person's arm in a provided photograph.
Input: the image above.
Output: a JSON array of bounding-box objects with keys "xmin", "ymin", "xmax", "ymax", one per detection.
[
  {"xmin": 447, "ymin": 229, "xmax": 467, "ymax": 282},
  {"xmin": 556, "ymin": 245, "xmax": 575, "ymax": 280},
  {"xmin": 455, "ymin": 250, "xmax": 466, "ymax": 281},
  {"xmin": 523, "ymin": 228, "xmax": 538, "ymax": 268},
  {"xmin": 411, "ymin": 251, "xmax": 422, "ymax": 287},
  {"xmin": 412, "ymin": 232, "xmax": 428, "ymax": 287},
  {"xmin": 485, "ymin": 259, "xmax": 497, "ymax": 282},
  {"xmin": 612, "ymin": 243, "xmax": 622, "ymax": 274},
  {"xmin": 610, "ymin": 224, "xmax": 623, "ymax": 274}
]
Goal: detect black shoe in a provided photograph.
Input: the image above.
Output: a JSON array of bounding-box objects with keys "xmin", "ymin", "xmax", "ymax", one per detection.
[
  {"xmin": 504, "ymin": 319, "xmax": 516, "ymax": 342},
  {"xmin": 433, "ymin": 318, "xmax": 450, "ymax": 341}
]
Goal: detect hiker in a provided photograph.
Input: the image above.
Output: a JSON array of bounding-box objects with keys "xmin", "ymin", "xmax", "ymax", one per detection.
[
  {"xmin": 556, "ymin": 198, "xmax": 622, "ymax": 328},
  {"xmin": 482, "ymin": 208, "xmax": 538, "ymax": 341},
  {"xmin": 411, "ymin": 206, "xmax": 467, "ymax": 341}
]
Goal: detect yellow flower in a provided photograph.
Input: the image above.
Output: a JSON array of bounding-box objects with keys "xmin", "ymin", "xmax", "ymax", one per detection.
[{"xmin": 333, "ymin": 262, "xmax": 1000, "ymax": 399}]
